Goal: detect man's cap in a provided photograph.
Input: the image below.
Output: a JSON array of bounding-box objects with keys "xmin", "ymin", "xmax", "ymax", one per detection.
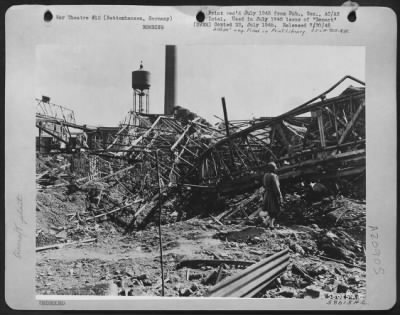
[{"xmin": 267, "ymin": 162, "xmax": 278, "ymax": 171}]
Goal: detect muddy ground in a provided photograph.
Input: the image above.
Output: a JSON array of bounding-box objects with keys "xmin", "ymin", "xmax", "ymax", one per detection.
[{"xmin": 36, "ymin": 187, "xmax": 366, "ymax": 299}]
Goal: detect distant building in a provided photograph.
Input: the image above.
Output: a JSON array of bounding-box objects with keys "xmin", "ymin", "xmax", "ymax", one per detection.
[{"xmin": 86, "ymin": 126, "xmax": 121, "ymax": 150}]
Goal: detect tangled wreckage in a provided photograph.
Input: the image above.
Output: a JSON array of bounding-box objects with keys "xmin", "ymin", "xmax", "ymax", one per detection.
[
  {"xmin": 36, "ymin": 75, "xmax": 366, "ymax": 298},
  {"xmin": 37, "ymin": 74, "xmax": 365, "ymax": 200}
]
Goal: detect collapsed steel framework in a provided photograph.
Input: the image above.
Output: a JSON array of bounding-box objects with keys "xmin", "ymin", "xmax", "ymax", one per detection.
[
  {"xmin": 184, "ymin": 76, "xmax": 365, "ymax": 193},
  {"xmin": 35, "ymin": 76, "xmax": 366, "ymax": 195}
]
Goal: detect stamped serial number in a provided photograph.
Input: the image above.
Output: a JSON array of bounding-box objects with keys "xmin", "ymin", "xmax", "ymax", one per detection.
[
  {"xmin": 39, "ymin": 300, "xmax": 66, "ymax": 306},
  {"xmin": 369, "ymin": 225, "xmax": 384, "ymax": 275},
  {"xmin": 326, "ymin": 293, "xmax": 366, "ymax": 305}
]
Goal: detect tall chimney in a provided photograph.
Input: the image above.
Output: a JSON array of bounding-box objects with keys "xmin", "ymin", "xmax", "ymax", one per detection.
[{"xmin": 164, "ymin": 45, "xmax": 176, "ymax": 115}]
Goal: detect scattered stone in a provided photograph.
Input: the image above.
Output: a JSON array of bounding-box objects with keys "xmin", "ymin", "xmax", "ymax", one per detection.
[
  {"xmin": 307, "ymin": 265, "xmax": 327, "ymax": 276},
  {"xmin": 36, "ymin": 181, "xmax": 366, "ymax": 298},
  {"xmin": 55, "ymin": 230, "xmax": 67, "ymax": 239},
  {"xmin": 297, "ymin": 279, "xmax": 311, "ymax": 288},
  {"xmin": 137, "ymin": 274, "xmax": 148, "ymax": 281},
  {"xmin": 218, "ymin": 253, "xmax": 231, "ymax": 259},
  {"xmin": 280, "ymin": 273, "xmax": 294, "ymax": 286},
  {"xmin": 348, "ymin": 275, "xmax": 360, "ymax": 285},
  {"xmin": 289, "ymin": 241, "xmax": 305, "ymax": 255},
  {"xmin": 188, "ymin": 273, "xmax": 202, "ymax": 280},
  {"xmin": 118, "ymin": 288, "xmax": 126, "ymax": 296},
  {"xmin": 190, "ymin": 283, "xmax": 199, "ymax": 292},
  {"xmin": 323, "ymin": 284, "xmax": 334, "ymax": 292},
  {"xmin": 107, "ymin": 281, "xmax": 119, "ymax": 296},
  {"xmin": 337, "ymin": 283, "xmax": 349, "ymax": 293},
  {"xmin": 250, "ymin": 236, "xmax": 262, "ymax": 244},
  {"xmin": 179, "ymin": 288, "xmax": 192, "ymax": 297},
  {"xmin": 125, "ymin": 270, "xmax": 134, "ymax": 278},
  {"xmin": 311, "ymin": 224, "xmax": 320, "ymax": 230},
  {"xmin": 305, "ymin": 285, "xmax": 321, "ymax": 298},
  {"xmin": 202, "ymin": 270, "xmax": 217, "ymax": 285},
  {"xmin": 279, "ymin": 289, "xmax": 295, "ymax": 298},
  {"xmin": 334, "ymin": 267, "xmax": 343, "ymax": 275},
  {"xmin": 142, "ymin": 279, "xmax": 152, "ymax": 286}
]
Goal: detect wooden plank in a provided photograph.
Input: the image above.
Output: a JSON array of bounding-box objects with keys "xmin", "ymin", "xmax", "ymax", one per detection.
[
  {"xmin": 210, "ymin": 215, "xmax": 224, "ymax": 226},
  {"xmin": 215, "ymin": 209, "xmax": 235, "ymax": 221},
  {"xmin": 73, "ymin": 200, "xmax": 142, "ymax": 224},
  {"xmin": 36, "ymin": 123, "xmax": 69, "ymax": 144},
  {"xmin": 223, "ymin": 206, "xmax": 244, "ymax": 220},
  {"xmin": 278, "ymin": 149, "xmax": 365, "ymax": 172},
  {"xmin": 316, "ymin": 255, "xmax": 366, "ymax": 270},
  {"xmin": 316, "ymin": 110, "xmax": 326, "ymax": 148},
  {"xmin": 292, "ymin": 263, "xmax": 315, "ymax": 282},
  {"xmin": 339, "ymin": 101, "xmax": 365, "ymax": 144},
  {"xmin": 81, "ymin": 165, "xmax": 135, "ymax": 187},
  {"xmin": 275, "ymin": 123, "xmax": 289, "ymax": 147},
  {"xmin": 170, "ymin": 119, "xmax": 199, "ymax": 151},
  {"xmin": 36, "ymin": 202, "xmax": 47, "ymax": 212},
  {"xmin": 215, "ymin": 264, "xmax": 225, "ymax": 284},
  {"xmin": 248, "ymin": 208, "xmax": 262, "ymax": 219},
  {"xmin": 36, "ymin": 238, "xmax": 97, "ymax": 252},
  {"xmin": 106, "ymin": 124, "xmax": 128, "ymax": 150},
  {"xmin": 176, "ymin": 259, "xmax": 255, "ymax": 269},
  {"xmin": 36, "ymin": 170, "xmax": 50, "ymax": 180}
]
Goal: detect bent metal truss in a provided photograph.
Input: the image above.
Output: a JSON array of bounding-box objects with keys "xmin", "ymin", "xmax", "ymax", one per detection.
[
  {"xmin": 182, "ymin": 75, "xmax": 365, "ymax": 194},
  {"xmin": 35, "ymin": 75, "xmax": 365, "ymax": 195}
]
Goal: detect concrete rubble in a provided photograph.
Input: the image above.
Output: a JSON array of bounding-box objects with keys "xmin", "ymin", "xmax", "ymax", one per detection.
[{"xmin": 36, "ymin": 76, "xmax": 366, "ymax": 299}]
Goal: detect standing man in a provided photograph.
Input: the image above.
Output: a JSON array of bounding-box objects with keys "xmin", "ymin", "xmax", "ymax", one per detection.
[{"xmin": 260, "ymin": 162, "xmax": 283, "ymax": 229}]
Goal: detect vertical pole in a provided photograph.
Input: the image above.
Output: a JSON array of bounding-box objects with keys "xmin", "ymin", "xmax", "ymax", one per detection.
[
  {"xmin": 221, "ymin": 97, "xmax": 235, "ymax": 168},
  {"xmin": 333, "ymin": 105, "xmax": 339, "ymax": 145},
  {"xmin": 38, "ymin": 123, "xmax": 41, "ymax": 153},
  {"xmin": 139, "ymin": 93, "xmax": 143, "ymax": 113},
  {"xmin": 155, "ymin": 150, "xmax": 165, "ymax": 296},
  {"xmin": 133, "ymin": 90, "xmax": 136, "ymax": 112},
  {"xmin": 221, "ymin": 97, "xmax": 230, "ymax": 138},
  {"xmin": 146, "ymin": 90, "xmax": 149, "ymax": 114}
]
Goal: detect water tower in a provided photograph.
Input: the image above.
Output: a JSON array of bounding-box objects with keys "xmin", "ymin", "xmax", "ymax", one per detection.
[{"xmin": 132, "ymin": 62, "xmax": 151, "ymax": 114}]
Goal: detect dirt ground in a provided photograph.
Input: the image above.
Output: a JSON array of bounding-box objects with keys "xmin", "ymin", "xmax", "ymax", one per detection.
[{"xmin": 36, "ymin": 188, "xmax": 366, "ymax": 299}]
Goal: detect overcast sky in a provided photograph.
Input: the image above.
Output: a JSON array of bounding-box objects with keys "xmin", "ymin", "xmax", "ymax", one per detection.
[{"xmin": 36, "ymin": 44, "xmax": 365, "ymax": 126}]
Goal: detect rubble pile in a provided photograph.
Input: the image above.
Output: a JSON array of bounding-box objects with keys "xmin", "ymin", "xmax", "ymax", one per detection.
[
  {"xmin": 35, "ymin": 76, "xmax": 366, "ymax": 298},
  {"xmin": 36, "ymin": 167, "xmax": 366, "ymax": 299},
  {"xmin": 36, "ymin": 153, "xmax": 158, "ymax": 247},
  {"xmin": 35, "ymin": 134, "xmax": 366, "ymax": 299}
]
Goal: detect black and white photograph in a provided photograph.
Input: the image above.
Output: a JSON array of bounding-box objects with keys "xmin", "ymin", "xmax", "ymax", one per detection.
[
  {"xmin": 34, "ymin": 44, "xmax": 367, "ymax": 299},
  {"xmin": 4, "ymin": 5, "xmax": 396, "ymax": 310}
]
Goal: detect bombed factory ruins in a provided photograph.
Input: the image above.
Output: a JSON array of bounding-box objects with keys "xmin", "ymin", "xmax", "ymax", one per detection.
[{"xmin": 36, "ymin": 45, "xmax": 366, "ymax": 300}]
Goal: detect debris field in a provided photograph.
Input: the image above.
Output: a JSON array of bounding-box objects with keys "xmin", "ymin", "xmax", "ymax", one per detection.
[{"xmin": 36, "ymin": 76, "xmax": 366, "ymax": 299}]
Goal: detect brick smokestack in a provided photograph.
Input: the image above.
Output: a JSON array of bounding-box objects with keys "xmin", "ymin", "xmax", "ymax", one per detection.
[{"xmin": 164, "ymin": 45, "xmax": 176, "ymax": 115}]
